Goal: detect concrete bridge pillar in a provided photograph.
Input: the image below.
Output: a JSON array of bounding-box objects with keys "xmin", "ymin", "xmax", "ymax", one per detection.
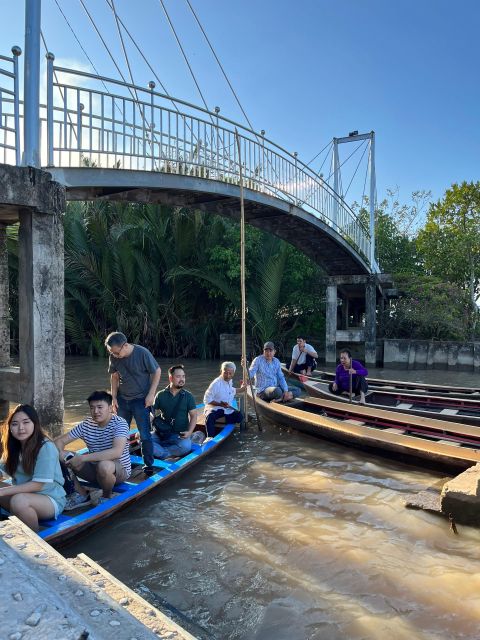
[
  {"xmin": 364, "ymin": 277, "xmax": 377, "ymax": 366},
  {"xmin": 323, "ymin": 274, "xmax": 392, "ymax": 367},
  {"xmin": 325, "ymin": 283, "xmax": 338, "ymax": 365},
  {"xmin": 0, "ymin": 165, "xmax": 66, "ymax": 436},
  {"xmin": 0, "ymin": 224, "xmax": 9, "ymax": 420}
]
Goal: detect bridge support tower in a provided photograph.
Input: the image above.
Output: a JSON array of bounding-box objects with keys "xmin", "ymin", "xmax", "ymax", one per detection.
[
  {"xmin": 324, "ymin": 274, "xmax": 393, "ymax": 367},
  {"xmin": 0, "ymin": 165, "xmax": 65, "ymax": 435}
]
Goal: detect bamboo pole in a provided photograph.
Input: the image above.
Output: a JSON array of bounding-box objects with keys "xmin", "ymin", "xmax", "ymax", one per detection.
[{"xmin": 235, "ymin": 129, "xmax": 262, "ymax": 431}]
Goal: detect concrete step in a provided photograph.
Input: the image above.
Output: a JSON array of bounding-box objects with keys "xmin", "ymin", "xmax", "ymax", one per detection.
[{"xmin": 0, "ymin": 516, "xmax": 196, "ymax": 640}]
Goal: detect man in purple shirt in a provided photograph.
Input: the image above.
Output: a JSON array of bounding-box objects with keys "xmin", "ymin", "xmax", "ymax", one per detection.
[{"xmin": 329, "ymin": 349, "xmax": 368, "ymax": 404}]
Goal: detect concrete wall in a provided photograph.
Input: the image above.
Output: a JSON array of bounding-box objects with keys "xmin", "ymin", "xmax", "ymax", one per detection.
[
  {"xmin": 219, "ymin": 334, "xmax": 253, "ymax": 358},
  {"xmin": 383, "ymin": 339, "xmax": 480, "ymax": 371}
]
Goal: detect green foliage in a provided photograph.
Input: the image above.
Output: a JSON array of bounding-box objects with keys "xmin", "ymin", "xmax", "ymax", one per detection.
[
  {"xmin": 417, "ymin": 182, "xmax": 480, "ymax": 311},
  {"xmin": 381, "ymin": 275, "xmax": 473, "ymax": 341},
  {"xmin": 7, "ymin": 202, "xmax": 325, "ymax": 358},
  {"xmin": 353, "ymin": 189, "xmax": 430, "ymax": 275}
]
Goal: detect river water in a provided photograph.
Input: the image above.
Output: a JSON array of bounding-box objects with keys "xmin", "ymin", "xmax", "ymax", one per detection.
[{"xmin": 64, "ymin": 357, "xmax": 480, "ymax": 640}]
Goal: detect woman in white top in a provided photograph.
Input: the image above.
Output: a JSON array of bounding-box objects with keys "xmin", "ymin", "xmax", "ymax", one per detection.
[{"xmin": 203, "ymin": 362, "xmax": 244, "ymax": 437}]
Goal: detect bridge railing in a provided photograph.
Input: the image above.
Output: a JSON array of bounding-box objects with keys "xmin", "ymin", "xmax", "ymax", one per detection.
[
  {"xmin": 0, "ymin": 51, "xmax": 372, "ymax": 266},
  {"xmin": 0, "ymin": 47, "xmax": 21, "ymax": 166}
]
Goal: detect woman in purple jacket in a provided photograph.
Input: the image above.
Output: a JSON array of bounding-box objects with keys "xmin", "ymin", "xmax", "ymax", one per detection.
[{"xmin": 328, "ymin": 349, "xmax": 368, "ymax": 404}]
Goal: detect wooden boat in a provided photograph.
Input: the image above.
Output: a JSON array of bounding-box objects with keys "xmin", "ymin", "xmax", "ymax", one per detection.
[
  {"xmin": 30, "ymin": 418, "xmax": 235, "ymax": 547},
  {"xmin": 302, "ymin": 378, "xmax": 480, "ymax": 427},
  {"xmin": 282, "ymin": 364, "xmax": 480, "ymax": 398},
  {"xmin": 250, "ymin": 390, "xmax": 480, "ymax": 471}
]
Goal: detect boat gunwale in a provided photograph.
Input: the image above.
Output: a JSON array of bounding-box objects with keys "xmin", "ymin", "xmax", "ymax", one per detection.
[
  {"xmin": 39, "ymin": 423, "xmax": 235, "ymax": 546},
  {"xmin": 302, "ymin": 379, "xmax": 480, "ymax": 426},
  {"xmin": 282, "ymin": 364, "xmax": 480, "ymax": 397},
  {"xmin": 249, "ymin": 390, "xmax": 480, "ymax": 470}
]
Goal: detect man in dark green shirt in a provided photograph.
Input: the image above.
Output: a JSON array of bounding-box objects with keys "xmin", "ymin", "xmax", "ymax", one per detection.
[{"xmin": 151, "ymin": 365, "xmax": 197, "ymax": 459}]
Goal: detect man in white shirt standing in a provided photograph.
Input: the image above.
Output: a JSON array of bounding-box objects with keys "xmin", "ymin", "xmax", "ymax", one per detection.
[
  {"xmin": 203, "ymin": 362, "xmax": 244, "ymax": 438},
  {"xmin": 289, "ymin": 336, "xmax": 318, "ymax": 376}
]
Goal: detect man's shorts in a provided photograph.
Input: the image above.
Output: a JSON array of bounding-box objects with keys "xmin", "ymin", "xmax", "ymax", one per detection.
[{"xmin": 77, "ymin": 460, "xmax": 129, "ymax": 484}]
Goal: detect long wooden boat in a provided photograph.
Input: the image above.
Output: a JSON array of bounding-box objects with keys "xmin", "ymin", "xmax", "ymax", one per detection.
[
  {"xmin": 282, "ymin": 364, "xmax": 480, "ymax": 398},
  {"xmin": 302, "ymin": 378, "xmax": 480, "ymax": 427},
  {"xmin": 29, "ymin": 419, "xmax": 235, "ymax": 547},
  {"xmin": 249, "ymin": 390, "xmax": 480, "ymax": 471}
]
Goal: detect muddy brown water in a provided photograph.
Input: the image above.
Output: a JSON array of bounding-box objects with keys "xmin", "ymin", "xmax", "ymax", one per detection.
[{"xmin": 63, "ymin": 357, "xmax": 480, "ymax": 640}]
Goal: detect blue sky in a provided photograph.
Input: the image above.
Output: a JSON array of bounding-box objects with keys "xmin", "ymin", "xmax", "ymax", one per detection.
[{"xmin": 1, "ymin": 0, "xmax": 479, "ymax": 214}]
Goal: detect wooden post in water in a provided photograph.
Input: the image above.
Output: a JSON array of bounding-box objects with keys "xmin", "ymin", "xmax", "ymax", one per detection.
[{"xmin": 235, "ymin": 130, "xmax": 261, "ymax": 430}]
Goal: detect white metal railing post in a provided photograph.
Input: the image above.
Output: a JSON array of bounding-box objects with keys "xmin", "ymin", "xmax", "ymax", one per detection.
[
  {"xmin": 148, "ymin": 80, "xmax": 155, "ymax": 168},
  {"xmin": 11, "ymin": 45, "xmax": 21, "ymax": 166},
  {"xmin": 46, "ymin": 51, "xmax": 54, "ymax": 166},
  {"xmin": 293, "ymin": 151, "xmax": 298, "ymax": 203},
  {"xmin": 369, "ymin": 131, "xmax": 376, "ymax": 268},
  {"xmin": 23, "ymin": 0, "xmax": 41, "ymax": 167},
  {"xmin": 332, "ymin": 137, "xmax": 339, "ymax": 228},
  {"xmin": 77, "ymin": 101, "xmax": 84, "ymax": 152},
  {"xmin": 260, "ymin": 129, "xmax": 265, "ymax": 183},
  {"xmin": 215, "ymin": 106, "xmax": 220, "ymax": 173}
]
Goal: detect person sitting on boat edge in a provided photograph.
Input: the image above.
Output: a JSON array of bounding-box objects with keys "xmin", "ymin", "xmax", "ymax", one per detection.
[
  {"xmin": 289, "ymin": 336, "xmax": 318, "ymax": 376},
  {"xmin": 203, "ymin": 362, "xmax": 244, "ymax": 438},
  {"xmin": 54, "ymin": 390, "xmax": 131, "ymax": 510},
  {"xmin": 0, "ymin": 404, "xmax": 66, "ymax": 531},
  {"xmin": 151, "ymin": 364, "xmax": 197, "ymax": 459},
  {"xmin": 106, "ymin": 331, "xmax": 161, "ymax": 477},
  {"xmin": 248, "ymin": 342, "xmax": 301, "ymax": 402},
  {"xmin": 329, "ymin": 349, "xmax": 368, "ymax": 404}
]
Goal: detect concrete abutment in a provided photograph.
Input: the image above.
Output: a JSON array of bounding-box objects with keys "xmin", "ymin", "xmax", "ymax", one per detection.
[
  {"xmin": 324, "ymin": 274, "xmax": 393, "ymax": 366},
  {"xmin": 0, "ymin": 164, "xmax": 65, "ymax": 435}
]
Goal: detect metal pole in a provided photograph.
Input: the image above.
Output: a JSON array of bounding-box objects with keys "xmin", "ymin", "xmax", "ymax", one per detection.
[
  {"xmin": 23, "ymin": 0, "xmax": 41, "ymax": 167},
  {"xmin": 369, "ymin": 131, "xmax": 376, "ymax": 268},
  {"xmin": 12, "ymin": 46, "xmax": 22, "ymax": 166},
  {"xmin": 46, "ymin": 51, "xmax": 54, "ymax": 166},
  {"xmin": 149, "ymin": 81, "xmax": 155, "ymax": 170},
  {"xmin": 332, "ymin": 137, "xmax": 339, "ymax": 227}
]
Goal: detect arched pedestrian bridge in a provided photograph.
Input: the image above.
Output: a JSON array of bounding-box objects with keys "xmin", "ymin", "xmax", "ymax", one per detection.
[{"xmin": 0, "ymin": 50, "xmax": 377, "ymax": 275}]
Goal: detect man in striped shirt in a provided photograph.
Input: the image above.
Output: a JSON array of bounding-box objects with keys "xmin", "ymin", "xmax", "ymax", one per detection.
[
  {"xmin": 248, "ymin": 342, "xmax": 301, "ymax": 402},
  {"xmin": 55, "ymin": 390, "xmax": 131, "ymax": 510}
]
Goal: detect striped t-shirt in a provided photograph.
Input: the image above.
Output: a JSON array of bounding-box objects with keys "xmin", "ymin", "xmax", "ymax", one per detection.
[{"xmin": 69, "ymin": 415, "xmax": 131, "ymax": 478}]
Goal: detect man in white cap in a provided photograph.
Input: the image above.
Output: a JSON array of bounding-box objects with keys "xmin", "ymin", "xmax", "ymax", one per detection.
[{"xmin": 248, "ymin": 342, "xmax": 301, "ymax": 402}]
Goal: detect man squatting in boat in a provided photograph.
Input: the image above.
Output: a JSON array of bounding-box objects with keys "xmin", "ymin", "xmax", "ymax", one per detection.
[
  {"xmin": 55, "ymin": 390, "xmax": 132, "ymax": 510},
  {"xmin": 203, "ymin": 362, "xmax": 245, "ymax": 438},
  {"xmin": 329, "ymin": 349, "xmax": 368, "ymax": 404},
  {"xmin": 288, "ymin": 336, "xmax": 318, "ymax": 376},
  {"xmin": 150, "ymin": 364, "xmax": 198, "ymax": 459},
  {"xmin": 106, "ymin": 332, "xmax": 162, "ymax": 477},
  {"xmin": 247, "ymin": 341, "xmax": 301, "ymax": 402}
]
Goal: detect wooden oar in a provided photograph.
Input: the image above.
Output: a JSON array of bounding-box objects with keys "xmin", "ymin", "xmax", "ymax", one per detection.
[{"xmin": 349, "ymin": 370, "xmax": 353, "ymax": 403}]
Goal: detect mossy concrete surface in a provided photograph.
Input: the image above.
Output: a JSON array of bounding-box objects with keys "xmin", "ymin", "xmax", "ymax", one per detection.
[
  {"xmin": 0, "ymin": 516, "xmax": 196, "ymax": 640},
  {"xmin": 441, "ymin": 463, "xmax": 480, "ymax": 526}
]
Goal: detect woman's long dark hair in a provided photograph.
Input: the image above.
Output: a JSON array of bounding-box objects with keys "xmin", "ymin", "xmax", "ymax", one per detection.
[{"xmin": 1, "ymin": 404, "xmax": 46, "ymax": 477}]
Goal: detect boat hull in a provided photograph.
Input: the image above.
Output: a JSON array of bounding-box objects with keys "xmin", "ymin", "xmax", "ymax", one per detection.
[
  {"xmin": 282, "ymin": 365, "xmax": 480, "ymax": 398},
  {"xmin": 250, "ymin": 390, "xmax": 480, "ymax": 471},
  {"xmin": 303, "ymin": 379, "xmax": 480, "ymax": 427},
  {"xmin": 39, "ymin": 423, "xmax": 235, "ymax": 547}
]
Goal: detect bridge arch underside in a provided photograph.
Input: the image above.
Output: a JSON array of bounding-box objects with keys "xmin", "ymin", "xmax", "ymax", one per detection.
[{"xmin": 48, "ymin": 168, "xmax": 371, "ymax": 276}]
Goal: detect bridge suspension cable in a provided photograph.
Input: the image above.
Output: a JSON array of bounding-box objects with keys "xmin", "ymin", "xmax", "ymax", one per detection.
[
  {"xmin": 157, "ymin": 0, "xmax": 214, "ymax": 124},
  {"xmin": 185, "ymin": 0, "xmax": 255, "ymax": 133},
  {"xmin": 344, "ymin": 139, "xmax": 369, "ymax": 198},
  {"xmin": 40, "ymin": 29, "xmax": 78, "ymax": 143},
  {"xmin": 325, "ymin": 140, "xmax": 366, "ymax": 183}
]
